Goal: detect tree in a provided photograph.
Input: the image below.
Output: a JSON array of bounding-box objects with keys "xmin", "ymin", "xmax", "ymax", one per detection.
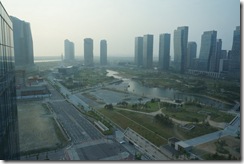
[
  {"xmin": 138, "ymin": 98, "xmax": 143, "ymax": 104},
  {"xmin": 104, "ymin": 104, "xmax": 113, "ymax": 110}
]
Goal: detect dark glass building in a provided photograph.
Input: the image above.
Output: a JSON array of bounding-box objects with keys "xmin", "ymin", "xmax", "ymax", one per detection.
[
  {"xmin": 0, "ymin": 2, "xmax": 20, "ymax": 159},
  {"xmin": 134, "ymin": 37, "xmax": 143, "ymax": 67},
  {"xmin": 84, "ymin": 38, "xmax": 93, "ymax": 66},
  {"xmin": 10, "ymin": 16, "xmax": 34, "ymax": 68},
  {"xmin": 173, "ymin": 26, "xmax": 188, "ymax": 73},
  {"xmin": 228, "ymin": 26, "xmax": 240, "ymax": 79},
  {"xmin": 143, "ymin": 34, "xmax": 153, "ymax": 69},
  {"xmin": 187, "ymin": 42, "xmax": 197, "ymax": 69},
  {"xmin": 198, "ymin": 30, "xmax": 217, "ymax": 72},
  {"xmin": 158, "ymin": 33, "xmax": 170, "ymax": 71}
]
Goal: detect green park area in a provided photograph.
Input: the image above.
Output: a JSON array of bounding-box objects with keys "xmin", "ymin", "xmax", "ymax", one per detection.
[
  {"xmin": 99, "ymin": 107, "xmax": 219, "ymax": 147},
  {"xmin": 111, "ymin": 67, "xmax": 240, "ymax": 104},
  {"xmin": 116, "ymin": 99, "xmax": 159, "ymax": 113},
  {"xmin": 62, "ymin": 68, "xmax": 115, "ymax": 90},
  {"xmin": 74, "ymin": 68, "xmax": 114, "ymax": 87},
  {"xmin": 160, "ymin": 101, "xmax": 235, "ymax": 123}
]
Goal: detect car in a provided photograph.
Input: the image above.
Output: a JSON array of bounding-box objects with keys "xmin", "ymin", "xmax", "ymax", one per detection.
[{"xmin": 119, "ymin": 141, "xmax": 126, "ymax": 144}]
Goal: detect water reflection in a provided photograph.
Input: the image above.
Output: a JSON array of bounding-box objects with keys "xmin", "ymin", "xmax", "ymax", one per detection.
[{"xmin": 106, "ymin": 70, "xmax": 233, "ymax": 110}]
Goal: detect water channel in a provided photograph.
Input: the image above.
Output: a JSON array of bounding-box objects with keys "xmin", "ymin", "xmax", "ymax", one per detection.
[{"xmin": 106, "ymin": 70, "xmax": 233, "ymax": 110}]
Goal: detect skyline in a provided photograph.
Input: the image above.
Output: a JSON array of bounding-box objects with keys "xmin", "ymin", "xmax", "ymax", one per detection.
[{"xmin": 1, "ymin": 0, "xmax": 240, "ymax": 57}]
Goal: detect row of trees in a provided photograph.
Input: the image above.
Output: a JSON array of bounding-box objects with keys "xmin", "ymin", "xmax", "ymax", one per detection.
[{"xmin": 154, "ymin": 114, "xmax": 173, "ymax": 127}]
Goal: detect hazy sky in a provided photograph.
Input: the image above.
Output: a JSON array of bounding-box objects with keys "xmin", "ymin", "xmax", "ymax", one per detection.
[{"xmin": 1, "ymin": 0, "xmax": 241, "ymax": 58}]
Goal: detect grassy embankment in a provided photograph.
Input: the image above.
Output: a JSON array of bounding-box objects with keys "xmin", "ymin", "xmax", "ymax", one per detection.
[{"xmin": 99, "ymin": 107, "xmax": 219, "ymax": 147}]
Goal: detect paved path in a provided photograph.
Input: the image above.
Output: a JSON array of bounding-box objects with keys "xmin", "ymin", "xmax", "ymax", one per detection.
[{"xmin": 177, "ymin": 115, "xmax": 240, "ymax": 148}]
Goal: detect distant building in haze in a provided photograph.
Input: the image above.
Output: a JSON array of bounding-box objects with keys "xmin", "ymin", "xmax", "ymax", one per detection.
[
  {"xmin": 198, "ymin": 30, "xmax": 217, "ymax": 72},
  {"xmin": 215, "ymin": 39, "xmax": 222, "ymax": 72},
  {"xmin": 64, "ymin": 39, "xmax": 75, "ymax": 61},
  {"xmin": 10, "ymin": 16, "xmax": 34, "ymax": 67},
  {"xmin": 84, "ymin": 38, "xmax": 93, "ymax": 66},
  {"xmin": 158, "ymin": 34, "xmax": 170, "ymax": 70},
  {"xmin": 228, "ymin": 26, "xmax": 240, "ymax": 79},
  {"xmin": 173, "ymin": 26, "xmax": 188, "ymax": 73},
  {"xmin": 0, "ymin": 2, "xmax": 20, "ymax": 159},
  {"xmin": 100, "ymin": 40, "xmax": 107, "ymax": 65},
  {"xmin": 187, "ymin": 42, "xmax": 197, "ymax": 69},
  {"xmin": 143, "ymin": 34, "xmax": 153, "ymax": 68},
  {"xmin": 134, "ymin": 37, "xmax": 143, "ymax": 67}
]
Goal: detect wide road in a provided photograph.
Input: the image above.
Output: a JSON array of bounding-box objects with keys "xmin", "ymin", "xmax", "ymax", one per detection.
[{"xmin": 47, "ymin": 83, "xmax": 103, "ymax": 144}]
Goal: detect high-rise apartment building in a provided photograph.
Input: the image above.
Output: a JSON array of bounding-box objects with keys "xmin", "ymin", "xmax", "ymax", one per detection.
[
  {"xmin": 134, "ymin": 37, "xmax": 143, "ymax": 67},
  {"xmin": 10, "ymin": 16, "xmax": 34, "ymax": 67},
  {"xmin": 173, "ymin": 26, "xmax": 188, "ymax": 73},
  {"xmin": 84, "ymin": 38, "xmax": 93, "ymax": 66},
  {"xmin": 64, "ymin": 39, "xmax": 75, "ymax": 60},
  {"xmin": 100, "ymin": 40, "xmax": 107, "ymax": 65},
  {"xmin": 143, "ymin": 34, "xmax": 153, "ymax": 68},
  {"xmin": 198, "ymin": 30, "xmax": 217, "ymax": 72},
  {"xmin": 158, "ymin": 34, "xmax": 170, "ymax": 70},
  {"xmin": 229, "ymin": 26, "xmax": 240, "ymax": 78},
  {"xmin": 215, "ymin": 39, "xmax": 222, "ymax": 72},
  {"xmin": 187, "ymin": 42, "xmax": 197, "ymax": 69},
  {"xmin": 0, "ymin": 2, "xmax": 20, "ymax": 159}
]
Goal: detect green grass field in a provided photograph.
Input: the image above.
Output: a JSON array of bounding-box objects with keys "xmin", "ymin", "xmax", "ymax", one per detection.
[{"xmin": 99, "ymin": 107, "xmax": 219, "ymax": 146}]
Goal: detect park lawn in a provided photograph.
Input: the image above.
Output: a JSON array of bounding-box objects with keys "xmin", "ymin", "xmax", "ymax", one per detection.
[
  {"xmin": 161, "ymin": 106, "xmax": 206, "ymax": 123},
  {"xmin": 121, "ymin": 101, "xmax": 159, "ymax": 113},
  {"xmin": 100, "ymin": 108, "xmax": 168, "ymax": 146},
  {"xmin": 117, "ymin": 110, "xmax": 175, "ymax": 139},
  {"xmin": 176, "ymin": 123, "xmax": 219, "ymax": 139},
  {"xmin": 193, "ymin": 105, "xmax": 236, "ymax": 122},
  {"xmin": 160, "ymin": 103, "xmax": 235, "ymax": 123}
]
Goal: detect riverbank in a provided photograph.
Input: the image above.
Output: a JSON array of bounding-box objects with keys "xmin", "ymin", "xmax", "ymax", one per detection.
[{"xmin": 107, "ymin": 69, "xmax": 235, "ymax": 110}]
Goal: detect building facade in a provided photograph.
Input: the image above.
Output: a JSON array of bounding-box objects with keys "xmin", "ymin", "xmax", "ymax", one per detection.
[
  {"xmin": 158, "ymin": 34, "xmax": 170, "ymax": 70},
  {"xmin": 100, "ymin": 40, "xmax": 107, "ymax": 65},
  {"xmin": 10, "ymin": 16, "xmax": 34, "ymax": 67},
  {"xmin": 187, "ymin": 42, "xmax": 197, "ymax": 69},
  {"xmin": 0, "ymin": 2, "xmax": 20, "ymax": 159},
  {"xmin": 173, "ymin": 26, "xmax": 188, "ymax": 73},
  {"xmin": 215, "ymin": 39, "xmax": 222, "ymax": 72},
  {"xmin": 198, "ymin": 30, "xmax": 217, "ymax": 72},
  {"xmin": 134, "ymin": 37, "xmax": 143, "ymax": 67},
  {"xmin": 143, "ymin": 34, "xmax": 153, "ymax": 68},
  {"xmin": 64, "ymin": 39, "xmax": 75, "ymax": 61},
  {"xmin": 228, "ymin": 26, "xmax": 240, "ymax": 79},
  {"xmin": 84, "ymin": 38, "xmax": 93, "ymax": 66}
]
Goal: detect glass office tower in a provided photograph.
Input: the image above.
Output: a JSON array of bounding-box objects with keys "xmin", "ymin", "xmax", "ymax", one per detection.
[
  {"xmin": 100, "ymin": 40, "xmax": 107, "ymax": 65},
  {"xmin": 0, "ymin": 2, "xmax": 20, "ymax": 160},
  {"xmin": 173, "ymin": 26, "xmax": 188, "ymax": 73}
]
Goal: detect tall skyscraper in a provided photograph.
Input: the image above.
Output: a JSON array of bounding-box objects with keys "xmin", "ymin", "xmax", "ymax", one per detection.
[
  {"xmin": 187, "ymin": 42, "xmax": 197, "ymax": 69},
  {"xmin": 198, "ymin": 30, "xmax": 217, "ymax": 72},
  {"xmin": 173, "ymin": 26, "xmax": 188, "ymax": 73},
  {"xmin": 215, "ymin": 39, "xmax": 222, "ymax": 72},
  {"xmin": 229, "ymin": 26, "xmax": 240, "ymax": 78},
  {"xmin": 64, "ymin": 39, "xmax": 75, "ymax": 61},
  {"xmin": 158, "ymin": 34, "xmax": 170, "ymax": 70},
  {"xmin": 10, "ymin": 16, "xmax": 34, "ymax": 67},
  {"xmin": 100, "ymin": 40, "xmax": 107, "ymax": 65},
  {"xmin": 0, "ymin": 2, "xmax": 20, "ymax": 159},
  {"xmin": 143, "ymin": 34, "xmax": 153, "ymax": 68},
  {"xmin": 84, "ymin": 38, "xmax": 93, "ymax": 66},
  {"xmin": 134, "ymin": 37, "xmax": 143, "ymax": 67}
]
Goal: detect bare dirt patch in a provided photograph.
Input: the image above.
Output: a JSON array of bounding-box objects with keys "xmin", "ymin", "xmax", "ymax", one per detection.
[
  {"xmin": 193, "ymin": 135, "xmax": 240, "ymax": 159},
  {"xmin": 18, "ymin": 100, "xmax": 67, "ymax": 154}
]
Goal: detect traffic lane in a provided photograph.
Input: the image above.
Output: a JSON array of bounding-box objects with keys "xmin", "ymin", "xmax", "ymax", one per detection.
[
  {"xmin": 49, "ymin": 101, "xmax": 89, "ymax": 143},
  {"xmin": 49, "ymin": 101, "xmax": 103, "ymax": 143}
]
